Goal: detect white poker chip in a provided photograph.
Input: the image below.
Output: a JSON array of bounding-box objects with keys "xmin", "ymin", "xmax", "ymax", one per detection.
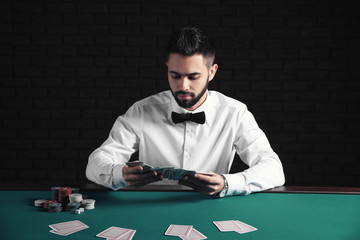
[
  {"xmin": 69, "ymin": 193, "xmax": 83, "ymax": 203},
  {"xmin": 81, "ymin": 199, "xmax": 95, "ymax": 210},
  {"xmin": 34, "ymin": 199, "xmax": 47, "ymax": 207},
  {"xmin": 83, "ymin": 205, "xmax": 95, "ymax": 210},
  {"xmin": 81, "ymin": 199, "xmax": 95, "ymax": 204}
]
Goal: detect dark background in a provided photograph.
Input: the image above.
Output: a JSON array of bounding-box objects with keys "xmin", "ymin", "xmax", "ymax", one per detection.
[{"xmin": 1, "ymin": 0, "xmax": 359, "ymax": 188}]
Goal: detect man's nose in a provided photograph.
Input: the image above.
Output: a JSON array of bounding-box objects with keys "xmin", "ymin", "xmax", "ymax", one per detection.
[{"xmin": 179, "ymin": 77, "xmax": 190, "ymax": 91}]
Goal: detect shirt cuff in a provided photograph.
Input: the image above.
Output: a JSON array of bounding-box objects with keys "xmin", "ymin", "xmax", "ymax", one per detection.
[
  {"xmin": 112, "ymin": 163, "xmax": 128, "ymax": 190},
  {"xmin": 222, "ymin": 173, "xmax": 247, "ymax": 196}
]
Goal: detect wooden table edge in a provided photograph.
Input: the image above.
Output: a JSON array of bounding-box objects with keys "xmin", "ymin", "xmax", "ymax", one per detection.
[
  {"xmin": 1, "ymin": 184, "xmax": 360, "ymax": 195},
  {"xmin": 264, "ymin": 186, "xmax": 360, "ymax": 195}
]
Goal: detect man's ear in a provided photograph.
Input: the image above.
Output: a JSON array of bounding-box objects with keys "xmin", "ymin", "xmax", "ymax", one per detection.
[{"xmin": 209, "ymin": 64, "xmax": 218, "ymax": 81}]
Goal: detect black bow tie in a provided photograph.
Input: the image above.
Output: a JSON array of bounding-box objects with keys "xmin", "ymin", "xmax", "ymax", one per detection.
[{"xmin": 171, "ymin": 111, "xmax": 206, "ymax": 124}]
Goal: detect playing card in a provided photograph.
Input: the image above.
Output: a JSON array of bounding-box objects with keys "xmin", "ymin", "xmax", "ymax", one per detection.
[
  {"xmin": 195, "ymin": 171, "xmax": 214, "ymax": 176},
  {"xmin": 96, "ymin": 226, "xmax": 132, "ymax": 239},
  {"xmin": 165, "ymin": 224, "xmax": 193, "ymax": 236},
  {"xmin": 152, "ymin": 166, "xmax": 174, "ymax": 172},
  {"xmin": 126, "ymin": 161, "xmax": 144, "ymax": 167},
  {"xmin": 169, "ymin": 169, "xmax": 180, "ymax": 180},
  {"xmin": 162, "ymin": 169, "xmax": 171, "ymax": 178},
  {"xmin": 107, "ymin": 229, "xmax": 136, "ymax": 240},
  {"xmin": 50, "ymin": 226, "xmax": 88, "ymax": 236},
  {"xmin": 234, "ymin": 220, "xmax": 257, "ymax": 234},
  {"xmin": 126, "ymin": 161, "xmax": 156, "ymax": 173},
  {"xmin": 213, "ymin": 220, "xmax": 242, "ymax": 232},
  {"xmin": 49, "ymin": 220, "xmax": 88, "ymax": 231},
  {"xmin": 175, "ymin": 169, "xmax": 187, "ymax": 180},
  {"xmin": 126, "ymin": 162, "xmax": 211, "ymax": 180},
  {"xmin": 179, "ymin": 228, "xmax": 207, "ymax": 240}
]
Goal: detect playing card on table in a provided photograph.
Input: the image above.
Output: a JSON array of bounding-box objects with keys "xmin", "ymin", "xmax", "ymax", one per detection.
[
  {"xmin": 49, "ymin": 220, "xmax": 88, "ymax": 232},
  {"xmin": 234, "ymin": 220, "xmax": 257, "ymax": 234},
  {"xmin": 213, "ymin": 220, "xmax": 242, "ymax": 232},
  {"xmin": 49, "ymin": 220, "xmax": 89, "ymax": 236},
  {"xmin": 165, "ymin": 224, "xmax": 193, "ymax": 236},
  {"xmin": 96, "ymin": 226, "xmax": 132, "ymax": 239},
  {"xmin": 106, "ymin": 229, "xmax": 136, "ymax": 240},
  {"xmin": 179, "ymin": 228, "xmax": 207, "ymax": 240},
  {"xmin": 50, "ymin": 226, "xmax": 88, "ymax": 236}
]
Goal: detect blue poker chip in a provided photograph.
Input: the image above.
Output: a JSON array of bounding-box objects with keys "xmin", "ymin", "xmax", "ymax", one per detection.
[
  {"xmin": 65, "ymin": 202, "xmax": 81, "ymax": 212},
  {"xmin": 47, "ymin": 202, "xmax": 62, "ymax": 213}
]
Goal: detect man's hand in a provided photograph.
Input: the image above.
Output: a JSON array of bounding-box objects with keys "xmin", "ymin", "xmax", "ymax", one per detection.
[
  {"xmin": 178, "ymin": 172, "xmax": 225, "ymax": 196},
  {"xmin": 122, "ymin": 164, "xmax": 162, "ymax": 187}
]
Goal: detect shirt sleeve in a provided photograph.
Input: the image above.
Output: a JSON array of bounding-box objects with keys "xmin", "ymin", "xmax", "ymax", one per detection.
[
  {"xmin": 85, "ymin": 104, "xmax": 141, "ymax": 190},
  {"xmin": 225, "ymin": 106, "xmax": 285, "ymax": 196}
]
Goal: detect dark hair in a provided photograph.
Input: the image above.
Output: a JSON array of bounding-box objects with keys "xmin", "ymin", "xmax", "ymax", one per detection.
[{"xmin": 165, "ymin": 27, "xmax": 216, "ymax": 67}]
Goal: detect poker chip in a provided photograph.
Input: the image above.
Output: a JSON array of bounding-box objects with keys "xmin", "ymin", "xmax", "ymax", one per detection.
[
  {"xmin": 43, "ymin": 200, "xmax": 57, "ymax": 209},
  {"xmin": 65, "ymin": 202, "xmax": 81, "ymax": 212},
  {"xmin": 34, "ymin": 186, "xmax": 96, "ymax": 214},
  {"xmin": 51, "ymin": 186, "xmax": 61, "ymax": 201},
  {"xmin": 58, "ymin": 187, "xmax": 72, "ymax": 204},
  {"xmin": 34, "ymin": 199, "xmax": 47, "ymax": 207},
  {"xmin": 81, "ymin": 199, "xmax": 95, "ymax": 210},
  {"xmin": 48, "ymin": 202, "xmax": 62, "ymax": 213},
  {"xmin": 69, "ymin": 193, "xmax": 83, "ymax": 203}
]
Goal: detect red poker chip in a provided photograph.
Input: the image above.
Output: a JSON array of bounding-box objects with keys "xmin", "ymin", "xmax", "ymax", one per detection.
[
  {"xmin": 58, "ymin": 187, "xmax": 72, "ymax": 203},
  {"xmin": 43, "ymin": 200, "xmax": 57, "ymax": 209}
]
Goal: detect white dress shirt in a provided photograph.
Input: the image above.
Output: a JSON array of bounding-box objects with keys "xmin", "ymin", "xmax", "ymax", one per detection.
[{"xmin": 86, "ymin": 90, "xmax": 285, "ymax": 196}]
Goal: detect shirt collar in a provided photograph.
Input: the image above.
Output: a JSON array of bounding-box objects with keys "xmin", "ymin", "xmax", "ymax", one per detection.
[{"xmin": 169, "ymin": 90, "xmax": 214, "ymax": 124}]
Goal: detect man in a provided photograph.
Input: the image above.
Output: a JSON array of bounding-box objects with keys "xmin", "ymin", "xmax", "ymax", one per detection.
[{"xmin": 86, "ymin": 27, "xmax": 285, "ymax": 196}]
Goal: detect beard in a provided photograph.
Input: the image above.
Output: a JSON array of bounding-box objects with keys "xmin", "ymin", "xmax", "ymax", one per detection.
[{"xmin": 172, "ymin": 78, "xmax": 209, "ymax": 109}]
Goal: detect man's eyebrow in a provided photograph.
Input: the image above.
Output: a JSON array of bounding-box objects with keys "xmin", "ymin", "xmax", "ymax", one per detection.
[{"xmin": 169, "ymin": 71, "xmax": 201, "ymax": 76}]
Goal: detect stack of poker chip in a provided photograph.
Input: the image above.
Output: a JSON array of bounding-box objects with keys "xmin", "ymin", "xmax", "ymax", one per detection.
[
  {"xmin": 58, "ymin": 187, "xmax": 72, "ymax": 204},
  {"xmin": 81, "ymin": 199, "xmax": 96, "ymax": 210},
  {"xmin": 69, "ymin": 193, "xmax": 83, "ymax": 203},
  {"xmin": 34, "ymin": 199, "xmax": 47, "ymax": 208},
  {"xmin": 51, "ymin": 186, "xmax": 61, "ymax": 201},
  {"xmin": 34, "ymin": 186, "xmax": 96, "ymax": 213},
  {"xmin": 48, "ymin": 202, "xmax": 62, "ymax": 213},
  {"xmin": 65, "ymin": 202, "xmax": 81, "ymax": 212},
  {"xmin": 43, "ymin": 200, "xmax": 57, "ymax": 209}
]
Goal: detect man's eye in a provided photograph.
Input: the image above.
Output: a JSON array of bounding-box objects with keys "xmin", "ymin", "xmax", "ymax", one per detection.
[
  {"xmin": 188, "ymin": 76, "xmax": 199, "ymax": 80},
  {"xmin": 172, "ymin": 75, "xmax": 181, "ymax": 79}
]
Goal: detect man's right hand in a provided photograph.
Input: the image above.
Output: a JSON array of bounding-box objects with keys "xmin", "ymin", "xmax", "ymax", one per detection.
[{"xmin": 122, "ymin": 164, "xmax": 163, "ymax": 187}]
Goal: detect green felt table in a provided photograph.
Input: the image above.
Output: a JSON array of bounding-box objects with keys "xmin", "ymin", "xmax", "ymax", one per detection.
[{"xmin": 0, "ymin": 186, "xmax": 360, "ymax": 240}]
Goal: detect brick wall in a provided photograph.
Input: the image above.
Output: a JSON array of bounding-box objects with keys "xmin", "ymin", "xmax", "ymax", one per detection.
[{"xmin": 1, "ymin": 0, "xmax": 359, "ymax": 188}]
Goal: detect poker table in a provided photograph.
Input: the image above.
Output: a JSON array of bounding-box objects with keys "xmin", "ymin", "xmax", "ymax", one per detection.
[{"xmin": 0, "ymin": 185, "xmax": 359, "ymax": 240}]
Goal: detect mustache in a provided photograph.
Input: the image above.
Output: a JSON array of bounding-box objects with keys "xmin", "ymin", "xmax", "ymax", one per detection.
[{"xmin": 175, "ymin": 91, "xmax": 195, "ymax": 97}]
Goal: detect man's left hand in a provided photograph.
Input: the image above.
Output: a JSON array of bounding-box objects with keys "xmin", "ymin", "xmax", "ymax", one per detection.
[{"xmin": 178, "ymin": 172, "xmax": 224, "ymax": 196}]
